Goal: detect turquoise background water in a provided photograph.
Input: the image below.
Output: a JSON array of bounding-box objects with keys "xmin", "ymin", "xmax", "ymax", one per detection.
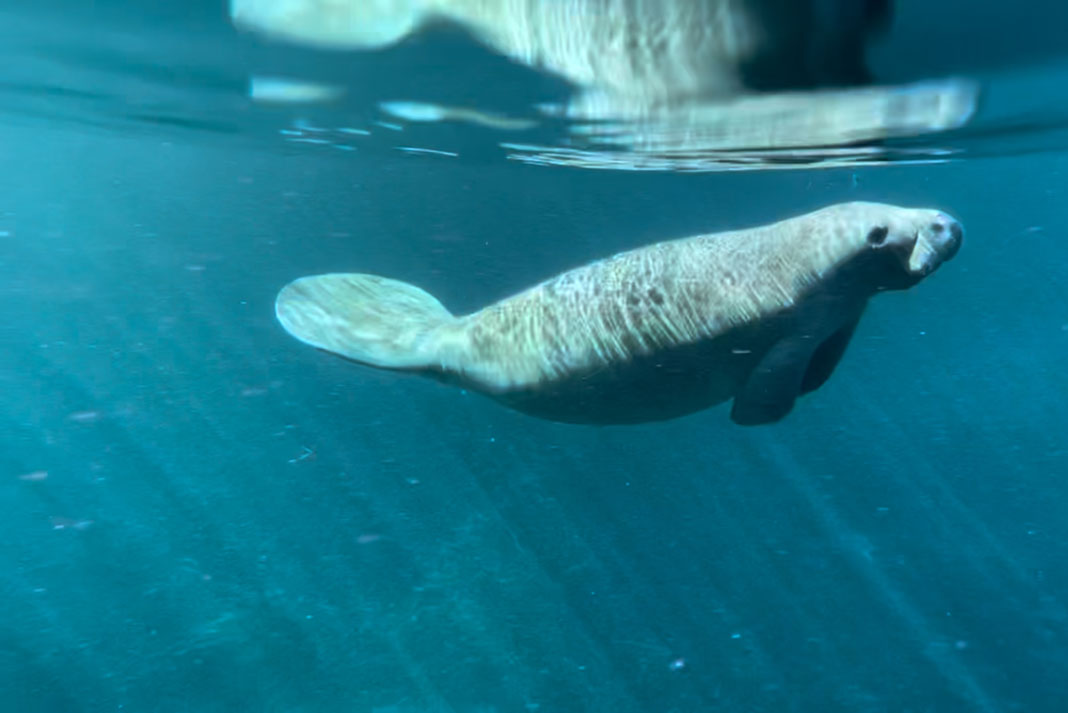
[{"xmin": 1, "ymin": 2, "xmax": 1066, "ymax": 711}]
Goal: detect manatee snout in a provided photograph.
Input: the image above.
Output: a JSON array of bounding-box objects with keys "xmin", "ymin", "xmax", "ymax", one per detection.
[{"xmin": 907, "ymin": 212, "xmax": 963, "ymax": 276}]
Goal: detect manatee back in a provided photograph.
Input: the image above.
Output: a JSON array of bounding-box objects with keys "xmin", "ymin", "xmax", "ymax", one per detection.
[{"xmin": 441, "ymin": 208, "xmax": 863, "ymax": 393}]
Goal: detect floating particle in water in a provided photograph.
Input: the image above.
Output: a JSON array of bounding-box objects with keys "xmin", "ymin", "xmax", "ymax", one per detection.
[
  {"xmin": 288, "ymin": 446, "xmax": 316, "ymax": 464},
  {"xmin": 286, "ymin": 137, "xmax": 331, "ymax": 145},
  {"xmin": 67, "ymin": 410, "xmax": 101, "ymax": 423},
  {"xmin": 396, "ymin": 146, "xmax": 459, "ymax": 157},
  {"xmin": 669, "ymin": 657, "xmax": 686, "ymax": 671},
  {"xmin": 18, "ymin": 470, "xmax": 48, "ymax": 481},
  {"xmin": 51, "ymin": 516, "xmax": 93, "ymax": 531}
]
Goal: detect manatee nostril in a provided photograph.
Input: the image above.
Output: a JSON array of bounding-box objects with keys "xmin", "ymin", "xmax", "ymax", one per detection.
[{"xmin": 932, "ymin": 215, "xmax": 963, "ymax": 245}]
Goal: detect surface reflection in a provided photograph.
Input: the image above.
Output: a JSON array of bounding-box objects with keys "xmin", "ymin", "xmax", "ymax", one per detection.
[{"xmin": 232, "ymin": 0, "xmax": 978, "ymax": 170}]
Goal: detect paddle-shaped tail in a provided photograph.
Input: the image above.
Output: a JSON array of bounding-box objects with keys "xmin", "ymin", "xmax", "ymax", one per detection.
[{"xmin": 275, "ymin": 273, "xmax": 456, "ymax": 369}]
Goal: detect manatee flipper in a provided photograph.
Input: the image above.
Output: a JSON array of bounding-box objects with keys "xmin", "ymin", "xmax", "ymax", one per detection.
[
  {"xmin": 275, "ymin": 273, "xmax": 456, "ymax": 369},
  {"xmin": 799, "ymin": 315, "xmax": 861, "ymax": 395},
  {"xmin": 730, "ymin": 337, "xmax": 819, "ymax": 426}
]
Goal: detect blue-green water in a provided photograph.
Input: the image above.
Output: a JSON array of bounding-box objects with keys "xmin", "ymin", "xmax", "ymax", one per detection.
[{"xmin": 1, "ymin": 2, "xmax": 1067, "ymax": 712}]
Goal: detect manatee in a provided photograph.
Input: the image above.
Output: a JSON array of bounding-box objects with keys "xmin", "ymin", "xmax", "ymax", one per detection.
[{"xmin": 275, "ymin": 202, "xmax": 962, "ymax": 425}]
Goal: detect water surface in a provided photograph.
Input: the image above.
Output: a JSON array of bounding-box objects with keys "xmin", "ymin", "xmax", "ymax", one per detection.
[{"xmin": 1, "ymin": 2, "xmax": 1066, "ymax": 712}]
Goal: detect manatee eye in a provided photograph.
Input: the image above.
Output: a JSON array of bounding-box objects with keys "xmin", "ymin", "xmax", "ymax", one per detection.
[{"xmin": 866, "ymin": 226, "xmax": 889, "ymax": 245}]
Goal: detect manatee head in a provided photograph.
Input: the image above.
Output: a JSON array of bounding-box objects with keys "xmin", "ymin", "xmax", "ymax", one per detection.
[
  {"xmin": 870, "ymin": 207, "xmax": 963, "ymax": 281},
  {"xmin": 828, "ymin": 203, "xmax": 963, "ymax": 291}
]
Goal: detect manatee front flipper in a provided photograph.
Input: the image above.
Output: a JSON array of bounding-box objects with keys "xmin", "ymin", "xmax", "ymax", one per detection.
[
  {"xmin": 730, "ymin": 312, "xmax": 862, "ymax": 425},
  {"xmin": 799, "ymin": 316, "xmax": 860, "ymax": 395},
  {"xmin": 730, "ymin": 337, "xmax": 819, "ymax": 426}
]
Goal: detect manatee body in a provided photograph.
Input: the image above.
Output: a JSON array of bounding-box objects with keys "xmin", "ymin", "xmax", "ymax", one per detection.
[{"xmin": 275, "ymin": 202, "xmax": 962, "ymax": 426}]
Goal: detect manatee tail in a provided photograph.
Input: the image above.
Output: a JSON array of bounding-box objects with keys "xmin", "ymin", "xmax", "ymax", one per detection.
[
  {"xmin": 275, "ymin": 273, "xmax": 456, "ymax": 369},
  {"xmin": 230, "ymin": 0, "xmax": 438, "ymax": 50}
]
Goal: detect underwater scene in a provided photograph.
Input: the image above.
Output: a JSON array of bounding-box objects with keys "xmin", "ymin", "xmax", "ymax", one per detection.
[{"xmin": 1, "ymin": 1, "xmax": 1066, "ymax": 711}]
